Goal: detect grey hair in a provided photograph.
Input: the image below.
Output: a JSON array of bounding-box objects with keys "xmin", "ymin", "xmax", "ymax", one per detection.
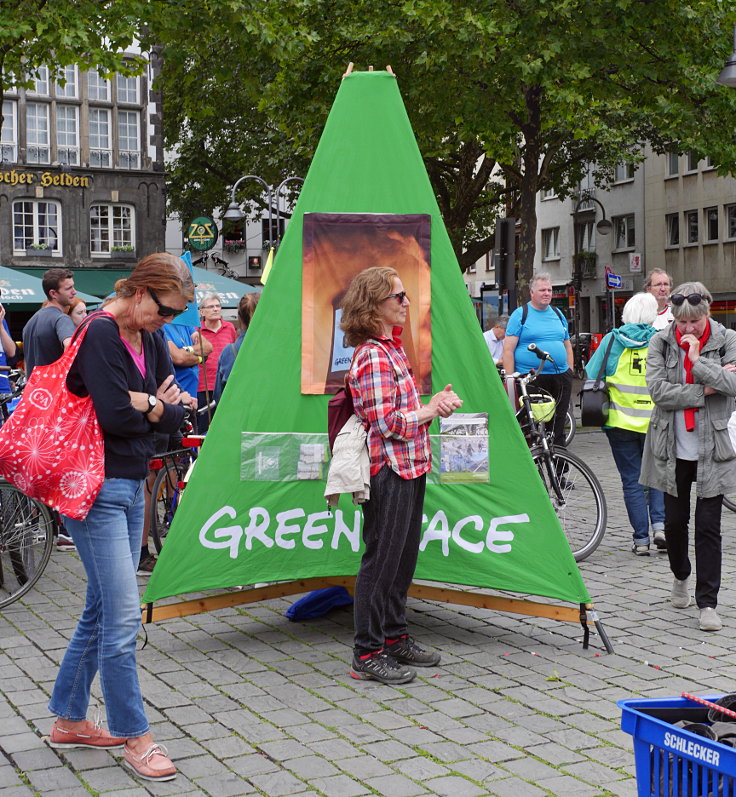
[
  {"xmin": 198, "ymin": 291, "xmax": 221, "ymax": 311},
  {"xmin": 491, "ymin": 316, "xmax": 508, "ymax": 330},
  {"xmin": 622, "ymin": 292, "xmax": 658, "ymax": 325},
  {"xmin": 530, "ymin": 272, "xmax": 552, "ymax": 290},
  {"xmin": 670, "ymin": 281, "xmax": 713, "ymax": 321},
  {"xmin": 644, "ymin": 268, "xmax": 672, "ymax": 290}
]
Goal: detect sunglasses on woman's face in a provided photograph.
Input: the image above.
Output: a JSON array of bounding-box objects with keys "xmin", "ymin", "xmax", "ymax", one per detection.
[
  {"xmin": 149, "ymin": 289, "xmax": 186, "ymax": 318},
  {"xmin": 384, "ymin": 291, "xmax": 408, "ymax": 304},
  {"xmin": 670, "ymin": 293, "xmax": 705, "ymax": 307}
]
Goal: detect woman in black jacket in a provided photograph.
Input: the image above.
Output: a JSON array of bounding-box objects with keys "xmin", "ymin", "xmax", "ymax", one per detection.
[{"xmin": 47, "ymin": 253, "xmax": 192, "ymax": 782}]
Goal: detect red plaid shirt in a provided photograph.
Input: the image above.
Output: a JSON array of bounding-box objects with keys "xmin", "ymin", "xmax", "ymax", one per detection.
[{"xmin": 348, "ymin": 329, "xmax": 431, "ymax": 479}]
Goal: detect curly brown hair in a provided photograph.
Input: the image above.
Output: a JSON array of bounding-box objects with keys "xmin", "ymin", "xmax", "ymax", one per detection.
[
  {"xmin": 113, "ymin": 253, "xmax": 195, "ymax": 302},
  {"xmin": 340, "ymin": 267, "xmax": 398, "ymax": 347}
]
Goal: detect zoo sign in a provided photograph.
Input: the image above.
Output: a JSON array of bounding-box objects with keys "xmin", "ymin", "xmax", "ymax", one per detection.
[{"xmin": 187, "ymin": 217, "xmax": 218, "ymax": 251}]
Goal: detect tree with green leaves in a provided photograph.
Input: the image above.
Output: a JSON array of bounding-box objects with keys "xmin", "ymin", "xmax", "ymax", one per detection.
[
  {"xmin": 149, "ymin": 0, "xmax": 736, "ymax": 296},
  {"xmin": 0, "ymin": 0, "xmax": 147, "ymax": 111}
]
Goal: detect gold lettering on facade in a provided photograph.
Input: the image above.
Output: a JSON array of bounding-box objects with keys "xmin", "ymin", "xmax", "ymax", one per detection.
[{"xmin": 2, "ymin": 170, "xmax": 90, "ymax": 188}]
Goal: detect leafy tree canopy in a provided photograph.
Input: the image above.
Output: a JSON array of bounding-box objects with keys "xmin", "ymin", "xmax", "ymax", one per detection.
[
  {"xmin": 148, "ymin": 0, "xmax": 736, "ymax": 286},
  {"xmin": 0, "ymin": 0, "xmax": 148, "ymax": 96}
]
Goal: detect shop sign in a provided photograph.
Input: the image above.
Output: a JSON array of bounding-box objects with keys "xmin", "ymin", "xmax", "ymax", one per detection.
[
  {"xmin": 187, "ymin": 216, "xmax": 219, "ymax": 251},
  {"xmin": 0, "ymin": 168, "xmax": 91, "ymax": 188}
]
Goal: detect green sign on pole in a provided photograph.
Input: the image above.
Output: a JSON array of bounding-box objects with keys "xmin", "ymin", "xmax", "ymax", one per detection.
[{"xmin": 187, "ymin": 216, "xmax": 218, "ymax": 251}]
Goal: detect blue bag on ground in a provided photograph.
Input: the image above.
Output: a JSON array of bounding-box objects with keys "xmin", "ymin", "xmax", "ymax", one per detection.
[{"xmin": 286, "ymin": 587, "xmax": 354, "ymax": 621}]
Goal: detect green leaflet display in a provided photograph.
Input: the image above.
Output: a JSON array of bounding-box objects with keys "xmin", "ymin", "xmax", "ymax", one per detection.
[{"xmin": 144, "ymin": 71, "xmax": 591, "ymax": 607}]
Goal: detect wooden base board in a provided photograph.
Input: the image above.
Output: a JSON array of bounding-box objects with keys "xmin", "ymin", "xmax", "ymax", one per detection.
[{"xmin": 141, "ymin": 576, "xmax": 584, "ymax": 625}]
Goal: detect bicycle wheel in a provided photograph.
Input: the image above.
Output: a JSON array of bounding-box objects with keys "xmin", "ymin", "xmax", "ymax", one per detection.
[
  {"xmin": 531, "ymin": 446, "xmax": 607, "ymax": 562},
  {"xmin": 723, "ymin": 494, "xmax": 736, "ymax": 512},
  {"xmin": 150, "ymin": 458, "xmax": 188, "ymax": 553},
  {"xmin": 0, "ymin": 483, "xmax": 54, "ymax": 609},
  {"xmin": 563, "ymin": 409, "xmax": 576, "ymax": 447}
]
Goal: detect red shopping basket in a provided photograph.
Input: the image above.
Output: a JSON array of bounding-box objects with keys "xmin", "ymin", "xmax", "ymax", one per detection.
[{"xmin": 619, "ymin": 695, "xmax": 736, "ymax": 796}]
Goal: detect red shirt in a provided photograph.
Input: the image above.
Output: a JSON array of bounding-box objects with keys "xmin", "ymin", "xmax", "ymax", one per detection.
[
  {"xmin": 348, "ymin": 329, "xmax": 430, "ymax": 479},
  {"xmin": 198, "ymin": 320, "xmax": 237, "ymax": 392}
]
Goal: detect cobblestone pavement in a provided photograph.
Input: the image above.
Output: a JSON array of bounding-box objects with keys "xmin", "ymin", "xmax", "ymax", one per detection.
[{"xmin": 1, "ymin": 427, "xmax": 735, "ymax": 796}]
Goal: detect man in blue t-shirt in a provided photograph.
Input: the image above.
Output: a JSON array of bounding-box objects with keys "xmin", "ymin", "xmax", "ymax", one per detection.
[
  {"xmin": 502, "ymin": 273, "xmax": 573, "ymax": 449},
  {"xmin": 161, "ymin": 324, "xmax": 212, "ymax": 428}
]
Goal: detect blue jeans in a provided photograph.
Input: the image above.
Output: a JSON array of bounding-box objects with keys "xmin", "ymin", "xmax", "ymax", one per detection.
[
  {"xmin": 605, "ymin": 427, "xmax": 665, "ymax": 542},
  {"xmin": 48, "ymin": 478, "xmax": 149, "ymax": 738}
]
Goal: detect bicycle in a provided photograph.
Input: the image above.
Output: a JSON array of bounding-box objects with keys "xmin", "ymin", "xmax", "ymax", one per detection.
[
  {"xmin": 0, "ymin": 479, "xmax": 55, "ymax": 609},
  {"xmin": 148, "ymin": 435, "xmax": 201, "ymax": 552},
  {"xmin": 510, "ymin": 344, "xmax": 607, "ymax": 561}
]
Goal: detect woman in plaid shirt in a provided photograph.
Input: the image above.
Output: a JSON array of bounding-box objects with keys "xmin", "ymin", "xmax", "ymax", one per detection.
[{"xmin": 342, "ymin": 267, "xmax": 462, "ymax": 684}]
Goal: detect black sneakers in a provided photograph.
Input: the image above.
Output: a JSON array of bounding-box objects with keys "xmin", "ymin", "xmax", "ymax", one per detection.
[
  {"xmin": 350, "ymin": 651, "xmax": 416, "ymax": 684},
  {"xmin": 384, "ymin": 635, "xmax": 441, "ymax": 667}
]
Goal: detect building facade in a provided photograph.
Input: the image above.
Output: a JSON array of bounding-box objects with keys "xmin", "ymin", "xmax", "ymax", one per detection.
[{"xmin": 0, "ymin": 54, "xmax": 165, "ymax": 286}]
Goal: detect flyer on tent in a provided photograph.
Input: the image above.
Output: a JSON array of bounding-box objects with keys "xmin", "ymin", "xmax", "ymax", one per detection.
[{"xmin": 301, "ymin": 212, "xmax": 432, "ymax": 394}]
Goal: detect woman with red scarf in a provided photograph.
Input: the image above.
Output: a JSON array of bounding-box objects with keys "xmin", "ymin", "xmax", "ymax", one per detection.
[{"xmin": 641, "ymin": 282, "xmax": 736, "ymax": 632}]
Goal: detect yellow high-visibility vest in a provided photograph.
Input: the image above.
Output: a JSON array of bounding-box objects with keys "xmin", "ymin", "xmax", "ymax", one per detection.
[{"xmin": 607, "ymin": 346, "xmax": 654, "ymax": 432}]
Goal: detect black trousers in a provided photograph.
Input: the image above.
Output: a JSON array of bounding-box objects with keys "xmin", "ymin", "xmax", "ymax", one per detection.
[
  {"xmin": 535, "ymin": 369, "xmax": 573, "ymax": 449},
  {"xmin": 353, "ymin": 466, "xmax": 426, "ymax": 655},
  {"xmin": 664, "ymin": 459, "xmax": 723, "ymax": 609}
]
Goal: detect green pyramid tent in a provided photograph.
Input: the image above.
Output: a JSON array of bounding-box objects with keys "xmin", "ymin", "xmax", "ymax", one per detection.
[{"xmin": 144, "ymin": 71, "xmax": 591, "ymax": 612}]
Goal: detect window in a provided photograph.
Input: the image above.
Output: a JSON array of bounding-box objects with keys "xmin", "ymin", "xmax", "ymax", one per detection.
[
  {"xmin": 116, "ymin": 74, "xmax": 139, "ymax": 104},
  {"xmin": 26, "ymin": 102, "xmax": 50, "ymax": 163},
  {"xmin": 614, "ymin": 162, "xmax": 635, "ymax": 182},
  {"xmin": 1, "ymin": 100, "xmax": 17, "ymax": 162},
  {"xmin": 686, "ymin": 152, "xmax": 699, "ymax": 172},
  {"xmin": 90, "ymin": 204, "xmax": 134, "ymax": 253},
  {"xmin": 88, "ymin": 69, "xmax": 110, "ymax": 101},
  {"xmin": 685, "ymin": 210, "xmax": 698, "ymax": 244},
  {"xmin": 576, "ymin": 220, "xmax": 595, "ymax": 252},
  {"xmin": 727, "ymin": 205, "xmax": 736, "ymax": 240},
  {"xmin": 666, "ymin": 152, "xmax": 679, "ymax": 177},
  {"xmin": 56, "ymin": 105, "xmax": 79, "ymax": 165},
  {"xmin": 540, "ymin": 187, "xmax": 557, "ymax": 200},
  {"xmin": 614, "ymin": 214, "xmax": 635, "ymax": 249},
  {"xmin": 705, "ymin": 207, "xmax": 718, "ymax": 242},
  {"xmin": 705, "ymin": 156, "xmax": 716, "ymax": 170},
  {"xmin": 117, "ymin": 110, "xmax": 140, "ymax": 168},
  {"xmin": 55, "ymin": 65, "xmax": 78, "ymax": 98},
  {"xmin": 88, "ymin": 108, "xmax": 111, "ymax": 166},
  {"xmin": 27, "ymin": 65, "xmax": 49, "ymax": 96},
  {"xmin": 541, "ymin": 227, "xmax": 560, "ymax": 260},
  {"xmin": 13, "ymin": 200, "xmax": 61, "ymax": 251},
  {"xmin": 666, "ymin": 213, "xmax": 679, "ymax": 247}
]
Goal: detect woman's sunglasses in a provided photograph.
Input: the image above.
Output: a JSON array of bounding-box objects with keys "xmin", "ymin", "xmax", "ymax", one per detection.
[
  {"xmin": 149, "ymin": 289, "xmax": 186, "ymax": 318},
  {"xmin": 384, "ymin": 291, "xmax": 408, "ymax": 304},
  {"xmin": 671, "ymin": 293, "xmax": 706, "ymax": 307}
]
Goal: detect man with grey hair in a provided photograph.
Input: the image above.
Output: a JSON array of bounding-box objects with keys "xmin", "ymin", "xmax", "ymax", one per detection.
[
  {"xmin": 483, "ymin": 316, "xmax": 508, "ymax": 364},
  {"xmin": 197, "ymin": 291, "xmax": 236, "ymax": 431},
  {"xmin": 645, "ymin": 268, "xmax": 674, "ymax": 330},
  {"xmin": 502, "ymin": 272, "xmax": 574, "ymax": 451}
]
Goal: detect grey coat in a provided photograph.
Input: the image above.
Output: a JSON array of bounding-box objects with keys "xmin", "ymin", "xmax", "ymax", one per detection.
[{"xmin": 640, "ymin": 319, "xmax": 736, "ymax": 498}]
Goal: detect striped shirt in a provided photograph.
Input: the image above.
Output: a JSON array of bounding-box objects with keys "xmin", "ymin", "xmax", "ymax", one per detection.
[{"xmin": 348, "ymin": 330, "xmax": 431, "ymax": 479}]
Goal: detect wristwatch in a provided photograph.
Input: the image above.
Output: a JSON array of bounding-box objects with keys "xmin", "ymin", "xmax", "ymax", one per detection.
[{"xmin": 143, "ymin": 395, "xmax": 158, "ymax": 415}]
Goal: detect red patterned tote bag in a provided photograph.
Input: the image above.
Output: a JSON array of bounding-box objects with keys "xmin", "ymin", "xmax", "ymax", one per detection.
[{"xmin": 0, "ymin": 312, "xmax": 108, "ymax": 519}]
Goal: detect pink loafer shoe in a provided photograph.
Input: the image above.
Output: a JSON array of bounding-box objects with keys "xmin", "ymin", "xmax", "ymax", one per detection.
[
  {"xmin": 123, "ymin": 743, "xmax": 177, "ymax": 782},
  {"xmin": 49, "ymin": 719, "xmax": 125, "ymax": 749}
]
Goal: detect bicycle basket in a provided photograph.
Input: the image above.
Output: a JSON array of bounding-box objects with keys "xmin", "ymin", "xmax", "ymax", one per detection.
[{"xmin": 521, "ymin": 392, "xmax": 556, "ymax": 423}]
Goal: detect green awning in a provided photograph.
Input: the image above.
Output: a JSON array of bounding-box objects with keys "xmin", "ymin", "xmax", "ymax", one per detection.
[
  {"xmin": 0, "ymin": 266, "xmax": 102, "ymax": 308},
  {"xmin": 15, "ymin": 265, "xmax": 260, "ymax": 308}
]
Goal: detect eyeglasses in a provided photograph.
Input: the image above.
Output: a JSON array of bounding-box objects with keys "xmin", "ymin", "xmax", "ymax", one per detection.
[
  {"xmin": 203, "ymin": 305, "xmax": 221, "ymax": 311},
  {"xmin": 384, "ymin": 291, "xmax": 408, "ymax": 304},
  {"xmin": 149, "ymin": 289, "xmax": 187, "ymax": 318},
  {"xmin": 671, "ymin": 293, "xmax": 706, "ymax": 307}
]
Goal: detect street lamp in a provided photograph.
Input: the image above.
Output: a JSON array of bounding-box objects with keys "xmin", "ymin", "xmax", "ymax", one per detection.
[
  {"xmin": 223, "ymin": 175, "xmax": 304, "ymax": 250},
  {"xmin": 572, "ymin": 191, "xmax": 611, "ymax": 366},
  {"xmin": 717, "ymin": 25, "xmax": 736, "ymax": 87}
]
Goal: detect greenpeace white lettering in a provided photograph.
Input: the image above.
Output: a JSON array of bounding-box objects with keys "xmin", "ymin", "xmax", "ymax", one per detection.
[
  {"xmin": 663, "ymin": 732, "xmax": 720, "ymax": 766},
  {"xmin": 199, "ymin": 506, "xmax": 530, "ymax": 558}
]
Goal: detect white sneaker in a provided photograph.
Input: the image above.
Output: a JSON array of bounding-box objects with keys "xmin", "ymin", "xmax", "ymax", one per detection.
[
  {"xmin": 699, "ymin": 607, "xmax": 722, "ymax": 632},
  {"xmin": 671, "ymin": 577, "xmax": 691, "ymax": 608},
  {"xmin": 56, "ymin": 533, "xmax": 76, "ymax": 552},
  {"xmin": 652, "ymin": 530, "xmax": 667, "ymax": 551}
]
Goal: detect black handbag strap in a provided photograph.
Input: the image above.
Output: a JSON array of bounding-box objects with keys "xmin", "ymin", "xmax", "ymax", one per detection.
[{"xmin": 593, "ymin": 335, "xmax": 616, "ymax": 389}]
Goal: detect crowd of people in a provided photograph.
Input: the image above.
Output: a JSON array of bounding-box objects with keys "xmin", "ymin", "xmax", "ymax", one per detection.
[
  {"xmin": 486, "ymin": 267, "xmax": 734, "ymax": 635},
  {"xmin": 1, "ymin": 258, "xmax": 732, "ymax": 784}
]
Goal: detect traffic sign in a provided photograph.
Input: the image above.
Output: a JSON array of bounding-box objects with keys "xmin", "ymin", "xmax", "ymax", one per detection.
[{"xmin": 605, "ymin": 267, "xmax": 622, "ymax": 289}]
